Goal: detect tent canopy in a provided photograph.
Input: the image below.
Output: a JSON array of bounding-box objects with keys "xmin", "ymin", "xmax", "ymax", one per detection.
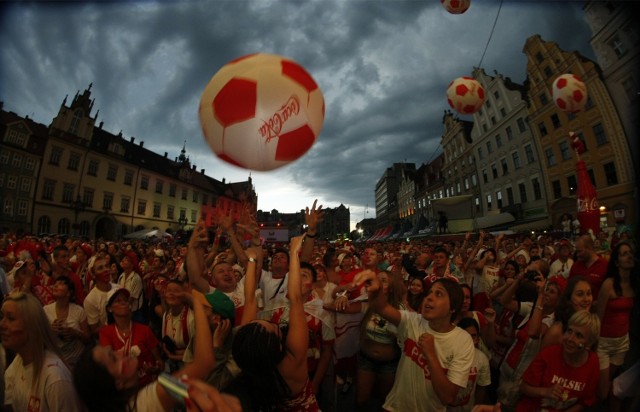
[{"xmin": 124, "ymin": 229, "xmax": 173, "ymax": 239}]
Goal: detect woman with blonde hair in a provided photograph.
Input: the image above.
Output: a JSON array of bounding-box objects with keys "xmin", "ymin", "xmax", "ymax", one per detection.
[{"xmin": 1, "ymin": 291, "xmax": 82, "ymax": 410}]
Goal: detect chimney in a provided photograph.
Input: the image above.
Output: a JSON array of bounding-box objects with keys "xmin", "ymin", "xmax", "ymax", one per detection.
[
  {"xmin": 99, "ymin": 121, "xmax": 104, "ymax": 129},
  {"xmin": 164, "ymin": 152, "xmax": 168, "ymax": 158},
  {"xmin": 192, "ymin": 165, "xmax": 196, "ymax": 171},
  {"xmin": 222, "ymin": 178, "xmax": 225, "ymax": 183},
  {"xmin": 200, "ymin": 169, "xmax": 205, "ymax": 174},
  {"xmin": 140, "ymin": 141, "xmax": 144, "ymax": 147},
  {"xmin": 130, "ymin": 137, "xmax": 135, "ymax": 143}
]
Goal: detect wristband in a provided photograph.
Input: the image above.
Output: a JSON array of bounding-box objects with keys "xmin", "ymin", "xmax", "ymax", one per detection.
[
  {"xmin": 535, "ymin": 305, "xmax": 544, "ymax": 311},
  {"xmin": 306, "ymin": 232, "xmax": 316, "ymax": 238},
  {"xmin": 247, "ymin": 257, "xmax": 256, "ymax": 263}
]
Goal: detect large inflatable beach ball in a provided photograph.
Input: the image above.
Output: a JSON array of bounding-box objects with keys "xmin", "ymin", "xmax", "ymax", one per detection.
[{"xmin": 446, "ymin": 76, "xmax": 485, "ymax": 115}]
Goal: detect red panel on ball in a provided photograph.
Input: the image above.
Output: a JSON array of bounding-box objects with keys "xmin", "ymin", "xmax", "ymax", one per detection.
[
  {"xmin": 275, "ymin": 125, "xmax": 316, "ymax": 161},
  {"xmin": 282, "ymin": 61, "xmax": 319, "ymax": 93},
  {"xmin": 213, "ymin": 78, "xmax": 257, "ymax": 127}
]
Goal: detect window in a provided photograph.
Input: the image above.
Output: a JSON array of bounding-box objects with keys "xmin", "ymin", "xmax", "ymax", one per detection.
[
  {"xmin": 68, "ymin": 152, "xmax": 80, "ymax": 170},
  {"xmin": 137, "ymin": 200, "xmax": 147, "ymax": 215},
  {"xmin": 506, "ymin": 126, "xmax": 513, "ymax": 141},
  {"xmin": 464, "ymin": 178, "xmax": 469, "ymax": 190},
  {"xmin": 472, "ymin": 174, "xmax": 477, "ymax": 187},
  {"xmin": 487, "ymin": 194, "xmax": 492, "ymax": 210},
  {"xmin": 552, "ymin": 180, "xmax": 562, "ymax": 199},
  {"xmin": 103, "ymin": 192, "xmax": 113, "ymax": 211},
  {"xmin": 140, "ymin": 175, "xmax": 149, "ymax": 190},
  {"xmin": 496, "ymin": 134, "xmax": 503, "ymax": 148},
  {"xmin": 20, "ymin": 177, "xmax": 31, "ymax": 192},
  {"xmin": 192, "ymin": 191, "xmax": 199, "ymax": 203},
  {"xmin": 58, "ymin": 218, "xmax": 70, "ymax": 236},
  {"xmin": 524, "ymin": 144, "xmax": 535, "ymax": 163},
  {"xmin": 153, "ymin": 202, "xmax": 161, "ymax": 218},
  {"xmin": 539, "ymin": 93, "xmax": 549, "ymax": 105},
  {"xmin": 501, "ymin": 158, "xmax": 509, "ymax": 175},
  {"xmin": 0, "ymin": 151, "xmax": 8, "ymax": 164},
  {"xmin": 486, "ymin": 141, "xmax": 493, "ymax": 154},
  {"xmin": 6, "ymin": 128, "xmax": 28, "ymax": 146},
  {"xmin": 42, "ymin": 179, "xmax": 55, "ymax": 200},
  {"xmin": 512, "ymin": 151, "xmax": 521, "ymax": 169},
  {"xmin": 482, "ymin": 124, "xmax": 488, "ymax": 132},
  {"xmin": 518, "ymin": 183, "xmax": 528, "ymax": 203},
  {"xmin": 181, "ymin": 189, "xmax": 188, "ymax": 200},
  {"xmin": 83, "ymin": 188, "xmax": 94, "ymax": 208},
  {"xmin": 545, "ymin": 148, "xmax": 556, "ymax": 166},
  {"xmin": 25, "ymin": 158, "xmax": 35, "ymax": 170},
  {"xmin": 62, "ymin": 183, "xmax": 75, "ymax": 203},
  {"xmin": 12, "ymin": 154, "xmax": 23, "ymax": 168},
  {"xmin": 621, "ymin": 77, "xmax": 638, "ymax": 102},
  {"xmin": 156, "ymin": 180, "xmax": 164, "ymax": 194},
  {"xmin": 559, "ymin": 140, "xmax": 571, "ymax": 160},
  {"xmin": 567, "ymin": 175, "xmax": 577, "ymax": 195},
  {"xmin": 475, "ymin": 197, "xmax": 480, "ymax": 213},
  {"xmin": 124, "ymin": 170, "xmax": 134, "ymax": 186},
  {"xmin": 538, "ymin": 122, "xmax": 548, "ymax": 137},
  {"xmin": 517, "ymin": 118, "xmax": 527, "ymax": 133},
  {"xmin": 588, "ymin": 169, "xmax": 596, "ymax": 187},
  {"xmin": 576, "ymin": 132, "xmax": 588, "ymax": 151},
  {"xmin": 535, "ymin": 52, "xmax": 544, "ymax": 63},
  {"xmin": 167, "ymin": 205, "xmax": 175, "ymax": 220},
  {"xmin": 169, "ymin": 184, "xmax": 176, "ymax": 197},
  {"xmin": 17, "ymin": 200, "xmax": 27, "ymax": 216},
  {"xmin": 88, "ymin": 160, "xmax": 99, "ymax": 176},
  {"xmin": 486, "ymin": 100, "xmax": 492, "ymax": 108},
  {"xmin": 191, "ymin": 210, "xmax": 197, "ymax": 222},
  {"xmin": 506, "ymin": 187, "xmax": 514, "ymax": 205},
  {"xmin": 456, "ymin": 182, "xmax": 461, "ymax": 194},
  {"xmin": 491, "ymin": 116, "xmax": 496, "ymax": 125},
  {"xmin": 532, "ymin": 178, "xmax": 542, "ymax": 200},
  {"xmin": 585, "ymin": 97, "xmax": 594, "ymax": 110},
  {"xmin": 482, "ymin": 170, "xmax": 488, "ymax": 184},
  {"xmin": 491, "ymin": 164, "xmax": 498, "ymax": 179},
  {"xmin": 496, "ymin": 191, "xmax": 503, "ymax": 209},
  {"xmin": 49, "ymin": 146, "xmax": 63, "ymax": 165},
  {"xmin": 500, "ymin": 108, "xmax": 506, "ymax": 117},
  {"xmin": 6, "ymin": 175, "xmax": 17, "ymax": 190},
  {"xmin": 608, "ymin": 35, "xmax": 628, "ymax": 58},
  {"xmin": 478, "ymin": 147, "xmax": 483, "ymax": 160},
  {"xmin": 107, "ymin": 164, "xmax": 118, "ymax": 181},
  {"xmin": 592, "ymin": 123, "xmax": 607, "ymax": 146},
  {"xmin": 37, "ymin": 216, "xmax": 51, "ymax": 234},
  {"xmin": 120, "ymin": 196, "xmax": 130, "ymax": 213},
  {"xmin": 604, "ymin": 162, "xmax": 618, "ymax": 185},
  {"xmin": 551, "ymin": 113, "xmax": 561, "ymax": 129},
  {"xmin": 69, "ymin": 109, "xmax": 82, "ymax": 135}
]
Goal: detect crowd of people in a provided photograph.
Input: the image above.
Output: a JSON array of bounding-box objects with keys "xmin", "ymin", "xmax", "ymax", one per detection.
[{"xmin": 0, "ymin": 202, "xmax": 638, "ymax": 412}]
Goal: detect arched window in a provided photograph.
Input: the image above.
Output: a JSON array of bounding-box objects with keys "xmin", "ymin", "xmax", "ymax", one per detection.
[
  {"xmin": 79, "ymin": 221, "xmax": 90, "ymax": 237},
  {"xmin": 37, "ymin": 215, "xmax": 51, "ymax": 234},
  {"xmin": 58, "ymin": 218, "xmax": 70, "ymax": 235}
]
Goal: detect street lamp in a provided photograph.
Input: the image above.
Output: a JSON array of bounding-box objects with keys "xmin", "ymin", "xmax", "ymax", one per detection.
[
  {"xmin": 70, "ymin": 196, "xmax": 86, "ymax": 236},
  {"xmin": 178, "ymin": 216, "xmax": 188, "ymax": 230}
]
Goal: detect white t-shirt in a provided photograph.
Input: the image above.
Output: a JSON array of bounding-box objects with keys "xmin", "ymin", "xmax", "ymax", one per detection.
[
  {"xmin": 448, "ymin": 348, "xmax": 491, "ymax": 412},
  {"xmin": 43, "ymin": 302, "xmax": 88, "ymax": 367},
  {"xmin": 130, "ymin": 381, "xmax": 164, "ymax": 411},
  {"xmin": 118, "ymin": 271, "xmax": 144, "ymax": 311},
  {"xmin": 4, "ymin": 351, "xmax": 81, "ymax": 412},
  {"xmin": 549, "ymin": 258, "xmax": 574, "ymax": 279},
  {"xmin": 84, "ymin": 283, "xmax": 121, "ymax": 327},
  {"xmin": 383, "ymin": 311, "xmax": 474, "ymax": 412},
  {"xmin": 259, "ymin": 270, "xmax": 289, "ymax": 312}
]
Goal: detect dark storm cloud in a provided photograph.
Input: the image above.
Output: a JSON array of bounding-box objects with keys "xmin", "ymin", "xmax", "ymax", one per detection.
[{"xmin": 0, "ymin": 0, "xmax": 595, "ymax": 225}]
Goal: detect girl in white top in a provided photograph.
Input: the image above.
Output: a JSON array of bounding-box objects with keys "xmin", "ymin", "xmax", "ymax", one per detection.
[{"xmin": 353, "ymin": 271, "xmax": 474, "ymax": 412}]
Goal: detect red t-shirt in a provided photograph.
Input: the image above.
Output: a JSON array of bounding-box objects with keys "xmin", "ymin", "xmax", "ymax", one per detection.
[
  {"xmin": 568, "ymin": 257, "xmax": 608, "ymax": 298},
  {"xmin": 99, "ymin": 322, "xmax": 160, "ymax": 386},
  {"xmin": 517, "ymin": 344, "xmax": 599, "ymax": 412}
]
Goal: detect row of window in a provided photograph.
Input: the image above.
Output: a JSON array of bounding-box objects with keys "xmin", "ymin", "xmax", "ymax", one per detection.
[
  {"xmin": 0, "ymin": 151, "xmax": 37, "ymax": 170},
  {"xmin": 2, "ymin": 198, "xmax": 29, "ymax": 216},
  {"xmin": 477, "ymin": 118, "xmax": 527, "ymax": 160},
  {"xmin": 35, "ymin": 216, "xmax": 90, "ymax": 237},
  {"xmin": 0, "ymin": 174, "xmax": 33, "ymax": 192},
  {"xmin": 47, "ymin": 149, "xmax": 211, "ymax": 205},
  {"xmin": 549, "ymin": 161, "xmax": 619, "ymax": 200},
  {"xmin": 483, "ymin": 178, "xmax": 543, "ymax": 211}
]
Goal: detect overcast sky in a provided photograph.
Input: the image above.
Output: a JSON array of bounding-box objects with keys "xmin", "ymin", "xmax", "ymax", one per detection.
[{"xmin": 0, "ymin": 0, "xmax": 595, "ymax": 229}]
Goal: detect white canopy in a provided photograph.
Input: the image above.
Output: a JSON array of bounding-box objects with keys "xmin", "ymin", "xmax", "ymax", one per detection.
[{"xmin": 123, "ymin": 229, "xmax": 173, "ymax": 239}]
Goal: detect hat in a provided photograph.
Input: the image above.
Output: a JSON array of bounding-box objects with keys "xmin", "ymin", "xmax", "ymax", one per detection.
[
  {"xmin": 106, "ymin": 287, "xmax": 129, "ymax": 308},
  {"xmin": 79, "ymin": 243, "xmax": 93, "ymax": 258},
  {"xmin": 547, "ymin": 275, "xmax": 568, "ymax": 294},
  {"xmin": 204, "ymin": 289, "xmax": 235, "ymax": 321},
  {"xmin": 515, "ymin": 249, "xmax": 530, "ymax": 262}
]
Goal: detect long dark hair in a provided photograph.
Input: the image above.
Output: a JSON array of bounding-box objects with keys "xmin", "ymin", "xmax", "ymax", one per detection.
[
  {"xmin": 227, "ymin": 321, "xmax": 290, "ymax": 411},
  {"xmin": 73, "ymin": 346, "xmax": 138, "ymax": 412},
  {"xmin": 606, "ymin": 241, "xmax": 639, "ymax": 297},
  {"xmin": 554, "ymin": 275, "xmax": 591, "ymax": 331}
]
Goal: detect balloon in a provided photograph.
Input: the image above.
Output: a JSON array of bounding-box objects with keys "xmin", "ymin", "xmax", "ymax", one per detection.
[
  {"xmin": 441, "ymin": 0, "xmax": 471, "ymax": 14},
  {"xmin": 199, "ymin": 53, "xmax": 325, "ymax": 171},
  {"xmin": 552, "ymin": 73, "xmax": 587, "ymax": 113},
  {"xmin": 446, "ymin": 76, "xmax": 485, "ymax": 115}
]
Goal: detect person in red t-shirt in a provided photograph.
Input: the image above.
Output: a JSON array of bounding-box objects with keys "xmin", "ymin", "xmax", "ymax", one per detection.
[
  {"xmin": 517, "ymin": 311, "xmax": 600, "ymax": 412},
  {"xmin": 569, "ymin": 235, "xmax": 608, "ymax": 298}
]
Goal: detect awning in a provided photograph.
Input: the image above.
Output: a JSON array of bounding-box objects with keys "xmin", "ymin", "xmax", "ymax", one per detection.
[
  {"xmin": 371, "ymin": 226, "xmax": 392, "ymax": 241},
  {"xmin": 474, "ymin": 213, "xmax": 515, "ymax": 230},
  {"xmin": 509, "ymin": 218, "xmax": 550, "ymax": 232}
]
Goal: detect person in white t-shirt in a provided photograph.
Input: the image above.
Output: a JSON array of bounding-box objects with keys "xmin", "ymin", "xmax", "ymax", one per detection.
[
  {"xmin": 353, "ymin": 271, "xmax": 474, "ymax": 412},
  {"xmin": 84, "ymin": 256, "xmax": 121, "ymax": 337},
  {"xmin": 549, "ymin": 241, "xmax": 574, "ymax": 279},
  {"xmin": 2, "ymin": 292, "xmax": 82, "ymax": 411}
]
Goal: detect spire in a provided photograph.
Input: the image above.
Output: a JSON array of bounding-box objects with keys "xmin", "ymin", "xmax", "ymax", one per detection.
[{"xmin": 178, "ymin": 140, "xmax": 187, "ymax": 163}]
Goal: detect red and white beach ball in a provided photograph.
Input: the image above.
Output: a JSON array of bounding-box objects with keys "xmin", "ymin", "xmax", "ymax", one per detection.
[
  {"xmin": 446, "ymin": 76, "xmax": 485, "ymax": 115},
  {"xmin": 441, "ymin": 0, "xmax": 471, "ymax": 14},
  {"xmin": 552, "ymin": 74, "xmax": 588, "ymax": 113}
]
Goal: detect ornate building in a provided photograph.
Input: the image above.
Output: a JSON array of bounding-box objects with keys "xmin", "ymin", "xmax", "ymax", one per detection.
[
  {"xmin": 0, "ymin": 85, "xmax": 257, "ymax": 239},
  {"xmin": 523, "ymin": 35, "xmax": 635, "ymax": 229}
]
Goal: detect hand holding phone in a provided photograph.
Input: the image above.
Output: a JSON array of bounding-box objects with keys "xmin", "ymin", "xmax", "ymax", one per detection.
[{"xmin": 158, "ymin": 373, "xmax": 189, "ymax": 404}]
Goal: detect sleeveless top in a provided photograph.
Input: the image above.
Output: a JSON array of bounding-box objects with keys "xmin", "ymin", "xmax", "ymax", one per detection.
[{"xmin": 601, "ymin": 296, "xmax": 634, "ymax": 338}]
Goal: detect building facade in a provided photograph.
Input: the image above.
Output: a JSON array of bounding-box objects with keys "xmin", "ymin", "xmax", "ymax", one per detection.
[
  {"xmin": 1, "ymin": 85, "xmax": 257, "ymax": 239},
  {"xmin": 523, "ymin": 35, "xmax": 635, "ymax": 229}
]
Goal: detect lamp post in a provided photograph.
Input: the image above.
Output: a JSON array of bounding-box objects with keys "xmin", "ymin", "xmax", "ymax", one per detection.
[
  {"xmin": 70, "ymin": 196, "xmax": 86, "ymax": 236},
  {"xmin": 178, "ymin": 216, "xmax": 188, "ymax": 231}
]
